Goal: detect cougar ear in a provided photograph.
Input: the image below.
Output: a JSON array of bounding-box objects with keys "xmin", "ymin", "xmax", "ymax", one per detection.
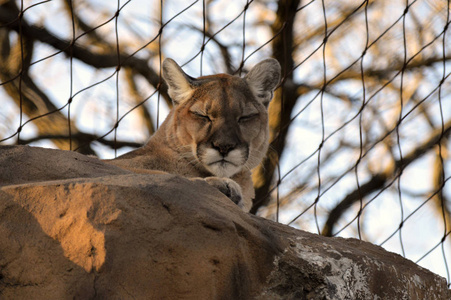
[
  {"xmin": 162, "ymin": 58, "xmax": 195, "ymax": 104},
  {"xmin": 245, "ymin": 58, "xmax": 281, "ymax": 106}
]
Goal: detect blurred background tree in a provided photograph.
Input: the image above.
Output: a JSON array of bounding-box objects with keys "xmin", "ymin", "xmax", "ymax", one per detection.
[{"xmin": 0, "ymin": 0, "xmax": 450, "ymax": 284}]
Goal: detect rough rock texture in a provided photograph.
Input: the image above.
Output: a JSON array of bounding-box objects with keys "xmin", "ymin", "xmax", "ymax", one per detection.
[{"xmin": 1, "ymin": 145, "xmax": 450, "ymax": 299}]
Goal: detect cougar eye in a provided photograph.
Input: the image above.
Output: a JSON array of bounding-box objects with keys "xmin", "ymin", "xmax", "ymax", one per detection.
[
  {"xmin": 238, "ymin": 114, "xmax": 258, "ymax": 123},
  {"xmin": 191, "ymin": 111, "xmax": 211, "ymax": 122}
]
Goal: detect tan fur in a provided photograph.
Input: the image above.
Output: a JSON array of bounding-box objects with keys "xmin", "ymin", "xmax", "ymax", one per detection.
[{"xmin": 108, "ymin": 58, "xmax": 280, "ymax": 212}]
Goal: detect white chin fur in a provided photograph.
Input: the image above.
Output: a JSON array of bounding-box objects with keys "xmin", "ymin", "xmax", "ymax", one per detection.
[
  {"xmin": 206, "ymin": 162, "xmax": 241, "ymax": 178},
  {"xmin": 201, "ymin": 148, "xmax": 244, "ymax": 178}
]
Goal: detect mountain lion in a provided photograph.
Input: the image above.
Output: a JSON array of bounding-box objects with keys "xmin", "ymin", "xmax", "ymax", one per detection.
[{"xmin": 109, "ymin": 58, "xmax": 281, "ymax": 212}]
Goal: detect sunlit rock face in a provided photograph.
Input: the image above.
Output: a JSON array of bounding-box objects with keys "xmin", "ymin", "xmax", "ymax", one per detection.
[{"xmin": 1, "ymin": 145, "xmax": 450, "ymax": 299}]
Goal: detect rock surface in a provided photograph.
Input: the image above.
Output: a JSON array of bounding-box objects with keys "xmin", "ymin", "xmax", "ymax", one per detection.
[{"xmin": 0, "ymin": 145, "xmax": 450, "ymax": 299}]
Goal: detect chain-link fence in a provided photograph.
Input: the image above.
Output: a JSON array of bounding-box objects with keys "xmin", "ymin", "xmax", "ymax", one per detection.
[{"xmin": 0, "ymin": 0, "xmax": 450, "ymax": 286}]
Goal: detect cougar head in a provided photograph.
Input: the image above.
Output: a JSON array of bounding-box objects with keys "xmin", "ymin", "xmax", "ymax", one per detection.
[{"xmin": 162, "ymin": 58, "xmax": 281, "ymax": 178}]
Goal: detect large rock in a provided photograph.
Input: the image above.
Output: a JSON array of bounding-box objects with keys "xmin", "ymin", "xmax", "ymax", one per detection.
[
  {"xmin": 0, "ymin": 145, "xmax": 450, "ymax": 299},
  {"xmin": 0, "ymin": 145, "xmax": 129, "ymax": 186}
]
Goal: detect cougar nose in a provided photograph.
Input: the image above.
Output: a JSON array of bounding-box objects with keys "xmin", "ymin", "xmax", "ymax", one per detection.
[{"xmin": 212, "ymin": 142, "xmax": 236, "ymax": 156}]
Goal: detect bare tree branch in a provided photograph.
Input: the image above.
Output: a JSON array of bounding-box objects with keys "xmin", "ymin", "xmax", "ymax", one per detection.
[
  {"xmin": 251, "ymin": 0, "xmax": 301, "ymax": 214},
  {"xmin": 0, "ymin": 0, "xmax": 170, "ymax": 105},
  {"xmin": 326, "ymin": 54, "xmax": 451, "ymax": 84},
  {"xmin": 432, "ymin": 140, "xmax": 451, "ymax": 235},
  {"xmin": 186, "ymin": 24, "xmax": 234, "ymax": 74},
  {"xmin": 0, "ymin": 26, "xmax": 95, "ymax": 154},
  {"xmin": 62, "ymin": 0, "xmax": 115, "ymax": 52},
  {"xmin": 124, "ymin": 68, "xmax": 155, "ymax": 136},
  {"xmin": 322, "ymin": 119, "xmax": 451, "ymax": 236},
  {"xmin": 18, "ymin": 133, "xmax": 142, "ymax": 150}
]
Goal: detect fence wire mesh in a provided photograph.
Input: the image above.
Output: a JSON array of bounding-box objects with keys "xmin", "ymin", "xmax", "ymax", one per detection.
[{"xmin": 0, "ymin": 0, "xmax": 450, "ymax": 286}]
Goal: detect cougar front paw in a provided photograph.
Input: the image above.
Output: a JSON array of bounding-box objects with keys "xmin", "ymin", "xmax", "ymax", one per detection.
[{"xmin": 204, "ymin": 177, "xmax": 243, "ymax": 208}]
